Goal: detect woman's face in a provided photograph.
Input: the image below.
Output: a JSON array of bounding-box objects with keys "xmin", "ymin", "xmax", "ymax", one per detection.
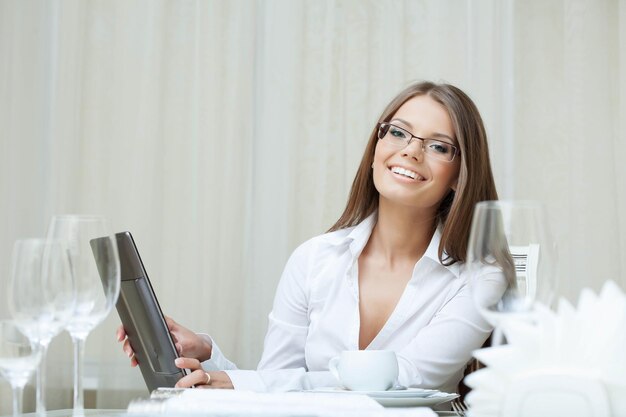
[{"xmin": 372, "ymin": 94, "xmax": 461, "ymax": 213}]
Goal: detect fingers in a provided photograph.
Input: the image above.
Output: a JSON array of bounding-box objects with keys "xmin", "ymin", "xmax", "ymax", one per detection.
[
  {"xmin": 122, "ymin": 338, "xmax": 134, "ymax": 357},
  {"xmin": 116, "ymin": 325, "xmax": 126, "ymax": 342},
  {"xmin": 165, "ymin": 316, "xmax": 177, "ymax": 331},
  {"xmin": 173, "ymin": 369, "xmax": 234, "ymax": 389},
  {"xmin": 161, "ymin": 317, "xmax": 211, "ymax": 361},
  {"xmin": 117, "ymin": 325, "xmax": 138, "ymax": 367},
  {"xmin": 197, "ymin": 371, "xmax": 234, "ymax": 389},
  {"xmin": 174, "ymin": 357, "xmax": 201, "ymax": 370},
  {"xmin": 175, "ymin": 369, "xmax": 207, "ymax": 388},
  {"xmin": 173, "ymin": 357, "xmax": 203, "ymax": 388},
  {"xmin": 122, "ymin": 338, "xmax": 139, "ymax": 367},
  {"xmin": 164, "ymin": 318, "xmax": 184, "ymax": 355}
]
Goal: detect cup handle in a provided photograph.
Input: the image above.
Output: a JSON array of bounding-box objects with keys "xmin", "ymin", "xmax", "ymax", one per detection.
[{"xmin": 328, "ymin": 356, "xmax": 340, "ymax": 381}]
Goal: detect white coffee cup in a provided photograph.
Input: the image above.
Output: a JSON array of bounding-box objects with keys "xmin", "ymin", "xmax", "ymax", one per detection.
[{"xmin": 328, "ymin": 350, "xmax": 399, "ymax": 391}]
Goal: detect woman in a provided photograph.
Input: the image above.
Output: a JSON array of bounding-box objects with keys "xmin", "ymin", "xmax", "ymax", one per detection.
[{"xmin": 118, "ymin": 81, "xmax": 504, "ymax": 394}]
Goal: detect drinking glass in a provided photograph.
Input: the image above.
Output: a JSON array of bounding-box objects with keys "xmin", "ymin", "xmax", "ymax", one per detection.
[
  {"xmin": 47, "ymin": 215, "xmax": 120, "ymax": 414},
  {"xmin": 8, "ymin": 238, "xmax": 75, "ymax": 414},
  {"xmin": 467, "ymin": 200, "xmax": 557, "ymax": 344},
  {"xmin": 0, "ymin": 320, "xmax": 42, "ymax": 417}
]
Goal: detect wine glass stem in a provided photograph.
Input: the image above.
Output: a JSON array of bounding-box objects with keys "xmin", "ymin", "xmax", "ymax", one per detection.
[
  {"xmin": 11, "ymin": 384, "xmax": 24, "ymax": 417},
  {"xmin": 72, "ymin": 335, "xmax": 87, "ymax": 412},
  {"xmin": 36, "ymin": 342, "xmax": 49, "ymax": 414}
]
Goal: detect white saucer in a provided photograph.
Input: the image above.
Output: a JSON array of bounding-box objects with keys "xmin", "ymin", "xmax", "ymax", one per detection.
[
  {"xmin": 374, "ymin": 392, "xmax": 459, "ymax": 407},
  {"xmin": 312, "ymin": 387, "xmax": 437, "ymax": 398},
  {"xmin": 309, "ymin": 387, "xmax": 458, "ymax": 407}
]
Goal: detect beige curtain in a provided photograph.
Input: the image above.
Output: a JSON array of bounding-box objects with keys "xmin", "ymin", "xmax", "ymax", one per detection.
[{"xmin": 1, "ymin": 0, "xmax": 624, "ymax": 411}]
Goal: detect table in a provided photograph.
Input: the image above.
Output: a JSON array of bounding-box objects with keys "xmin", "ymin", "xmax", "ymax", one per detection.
[{"xmin": 3, "ymin": 410, "xmax": 459, "ymax": 417}]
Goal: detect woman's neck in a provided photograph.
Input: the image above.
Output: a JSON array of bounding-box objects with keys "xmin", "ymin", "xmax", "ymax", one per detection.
[{"xmin": 365, "ymin": 199, "xmax": 437, "ymax": 265}]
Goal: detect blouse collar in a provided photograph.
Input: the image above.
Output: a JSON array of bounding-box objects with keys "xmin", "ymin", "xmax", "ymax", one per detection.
[{"xmin": 326, "ymin": 211, "xmax": 460, "ymax": 276}]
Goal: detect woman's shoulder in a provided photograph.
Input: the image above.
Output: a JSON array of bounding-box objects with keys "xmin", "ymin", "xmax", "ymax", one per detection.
[
  {"xmin": 281, "ymin": 226, "xmax": 356, "ymax": 282},
  {"xmin": 287, "ymin": 215, "xmax": 375, "ymax": 276},
  {"xmin": 292, "ymin": 225, "xmax": 357, "ymax": 258},
  {"xmin": 457, "ymin": 260, "xmax": 506, "ymax": 279}
]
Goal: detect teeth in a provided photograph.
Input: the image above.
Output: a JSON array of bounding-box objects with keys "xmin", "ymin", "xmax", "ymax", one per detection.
[{"xmin": 391, "ymin": 166, "xmax": 420, "ymax": 180}]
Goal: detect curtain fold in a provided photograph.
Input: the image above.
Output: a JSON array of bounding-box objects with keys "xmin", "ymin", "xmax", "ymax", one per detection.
[{"xmin": 0, "ymin": 0, "xmax": 624, "ymax": 411}]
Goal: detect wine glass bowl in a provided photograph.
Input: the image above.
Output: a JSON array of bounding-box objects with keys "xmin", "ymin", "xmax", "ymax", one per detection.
[
  {"xmin": 467, "ymin": 201, "xmax": 557, "ymax": 336},
  {"xmin": 8, "ymin": 238, "xmax": 75, "ymax": 413},
  {"xmin": 46, "ymin": 215, "xmax": 121, "ymax": 414}
]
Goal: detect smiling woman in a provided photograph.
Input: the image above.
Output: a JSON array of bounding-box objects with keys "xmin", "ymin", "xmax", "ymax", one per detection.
[
  {"xmin": 117, "ymin": 81, "xmax": 508, "ymax": 395},
  {"xmin": 1, "ymin": 0, "xmax": 624, "ymax": 411},
  {"xmin": 372, "ymin": 95, "xmax": 462, "ymax": 219},
  {"xmin": 330, "ymin": 82, "xmax": 498, "ymax": 266}
]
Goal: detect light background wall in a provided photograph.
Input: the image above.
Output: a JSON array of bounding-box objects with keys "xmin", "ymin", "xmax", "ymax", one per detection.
[{"xmin": 1, "ymin": 0, "xmax": 624, "ymax": 412}]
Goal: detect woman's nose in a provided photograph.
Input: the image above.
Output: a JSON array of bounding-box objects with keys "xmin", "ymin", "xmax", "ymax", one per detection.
[{"xmin": 401, "ymin": 139, "xmax": 425, "ymax": 161}]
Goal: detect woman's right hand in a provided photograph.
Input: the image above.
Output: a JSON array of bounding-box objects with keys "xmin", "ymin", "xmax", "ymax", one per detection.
[{"xmin": 116, "ymin": 316, "xmax": 213, "ymax": 366}]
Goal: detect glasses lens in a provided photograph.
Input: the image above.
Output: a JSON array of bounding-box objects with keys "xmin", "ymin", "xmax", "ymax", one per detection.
[
  {"xmin": 381, "ymin": 124, "xmax": 410, "ymax": 147},
  {"xmin": 424, "ymin": 139, "xmax": 455, "ymax": 162},
  {"xmin": 379, "ymin": 123, "xmax": 457, "ymax": 161}
]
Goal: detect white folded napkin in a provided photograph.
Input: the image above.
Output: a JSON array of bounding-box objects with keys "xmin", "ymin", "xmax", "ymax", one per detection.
[{"xmin": 465, "ymin": 280, "xmax": 626, "ymax": 417}]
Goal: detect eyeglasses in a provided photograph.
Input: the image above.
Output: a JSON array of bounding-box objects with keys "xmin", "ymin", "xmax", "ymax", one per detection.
[{"xmin": 377, "ymin": 122, "xmax": 459, "ymax": 162}]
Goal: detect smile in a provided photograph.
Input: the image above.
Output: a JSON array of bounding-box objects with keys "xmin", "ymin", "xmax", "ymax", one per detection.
[{"xmin": 389, "ymin": 166, "xmax": 425, "ymax": 181}]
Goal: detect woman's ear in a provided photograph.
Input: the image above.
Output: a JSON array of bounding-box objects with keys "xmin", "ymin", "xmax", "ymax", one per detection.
[{"xmin": 451, "ymin": 179, "xmax": 458, "ymax": 192}]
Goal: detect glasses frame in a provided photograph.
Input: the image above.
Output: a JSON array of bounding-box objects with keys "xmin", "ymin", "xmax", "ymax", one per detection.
[{"xmin": 377, "ymin": 122, "xmax": 460, "ymax": 162}]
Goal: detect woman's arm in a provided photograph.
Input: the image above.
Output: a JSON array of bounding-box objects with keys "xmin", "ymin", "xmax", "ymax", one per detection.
[
  {"xmin": 222, "ymin": 240, "xmax": 340, "ymax": 391},
  {"xmin": 395, "ymin": 271, "xmax": 506, "ymax": 390}
]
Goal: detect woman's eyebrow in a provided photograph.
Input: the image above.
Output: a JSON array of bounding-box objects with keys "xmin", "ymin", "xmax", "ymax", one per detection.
[
  {"xmin": 391, "ymin": 118, "xmax": 455, "ymax": 143},
  {"xmin": 431, "ymin": 132, "xmax": 455, "ymax": 143},
  {"xmin": 390, "ymin": 117, "xmax": 413, "ymax": 129}
]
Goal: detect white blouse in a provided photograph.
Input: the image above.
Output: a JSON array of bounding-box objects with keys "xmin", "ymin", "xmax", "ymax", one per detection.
[{"xmin": 203, "ymin": 213, "xmax": 505, "ymax": 394}]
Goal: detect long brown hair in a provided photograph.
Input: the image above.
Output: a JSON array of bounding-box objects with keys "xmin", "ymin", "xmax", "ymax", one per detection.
[{"xmin": 328, "ymin": 81, "xmax": 498, "ymax": 265}]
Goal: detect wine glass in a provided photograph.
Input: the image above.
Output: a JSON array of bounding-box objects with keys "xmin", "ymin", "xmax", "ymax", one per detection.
[
  {"xmin": 0, "ymin": 320, "xmax": 42, "ymax": 417},
  {"xmin": 8, "ymin": 238, "xmax": 75, "ymax": 414},
  {"xmin": 467, "ymin": 200, "xmax": 557, "ymax": 344},
  {"xmin": 46, "ymin": 215, "xmax": 120, "ymax": 415}
]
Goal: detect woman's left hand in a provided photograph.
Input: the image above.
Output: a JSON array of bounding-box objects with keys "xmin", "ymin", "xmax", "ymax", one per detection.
[{"xmin": 174, "ymin": 357, "xmax": 234, "ymax": 389}]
